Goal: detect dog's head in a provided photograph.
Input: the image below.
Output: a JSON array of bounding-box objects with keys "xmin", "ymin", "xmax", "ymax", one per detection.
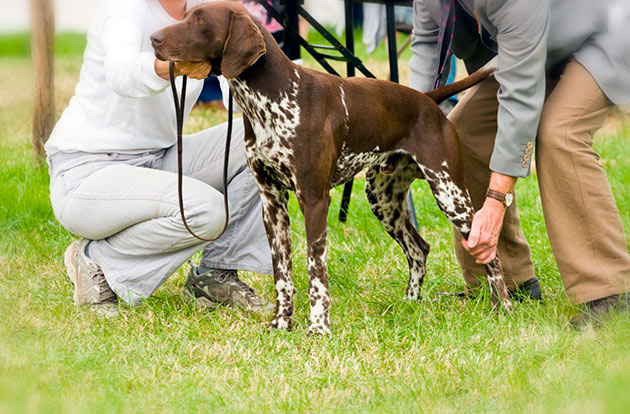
[{"xmin": 151, "ymin": 2, "xmax": 266, "ymax": 79}]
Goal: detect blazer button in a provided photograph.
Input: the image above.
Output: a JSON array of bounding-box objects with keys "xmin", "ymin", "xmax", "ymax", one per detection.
[
  {"xmin": 521, "ymin": 161, "xmax": 529, "ymax": 168},
  {"xmin": 524, "ymin": 154, "xmax": 530, "ymax": 161},
  {"xmin": 527, "ymin": 141, "xmax": 534, "ymax": 149},
  {"xmin": 525, "ymin": 147, "xmax": 533, "ymax": 155}
]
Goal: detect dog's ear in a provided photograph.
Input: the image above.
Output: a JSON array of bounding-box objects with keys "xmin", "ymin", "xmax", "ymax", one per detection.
[{"xmin": 221, "ymin": 13, "xmax": 266, "ymax": 79}]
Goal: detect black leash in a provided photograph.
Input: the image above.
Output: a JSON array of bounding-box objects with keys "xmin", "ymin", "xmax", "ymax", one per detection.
[{"xmin": 169, "ymin": 62, "xmax": 232, "ymax": 242}]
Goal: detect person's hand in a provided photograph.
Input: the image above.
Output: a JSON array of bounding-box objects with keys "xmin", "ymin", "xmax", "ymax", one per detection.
[
  {"xmin": 155, "ymin": 59, "xmax": 212, "ymax": 80},
  {"xmin": 174, "ymin": 61, "xmax": 212, "ymax": 79},
  {"xmin": 461, "ymin": 171, "xmax": 517, "ymax": 264},
  {"xmin": 461, "ymin": 198, "xmax": 506, "ymax": 264}
]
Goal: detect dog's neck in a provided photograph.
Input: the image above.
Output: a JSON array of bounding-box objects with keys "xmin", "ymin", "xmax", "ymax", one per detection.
[{"xmin": 228, "ymin": 22, "xmax": 299, "ymax": 98}]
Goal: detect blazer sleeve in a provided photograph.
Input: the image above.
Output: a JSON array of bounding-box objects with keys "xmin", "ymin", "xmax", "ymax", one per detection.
[
  {"xmin": 101, "ymin": 0, "xmax": 171, "ymax": 98},
  {"xmin": 487, "ymin": 0, "xmax": 550, "ymax": 177},
  {"xmin": 409, "ymin": 0, "xmax": 439, "ymax": 93}
]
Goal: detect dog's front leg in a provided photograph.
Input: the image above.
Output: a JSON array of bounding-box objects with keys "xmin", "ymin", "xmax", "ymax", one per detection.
[
  {"xmin": 258, "ymin": 183, "xmax": 296, "ymax": 330},
  {"xmin": 299, "ymin": 194, "xmax": 332, "ymax": 335}
]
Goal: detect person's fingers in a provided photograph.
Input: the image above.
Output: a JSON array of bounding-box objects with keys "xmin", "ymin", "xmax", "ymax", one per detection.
[
  {"xmin": 466, "ymin": 235, "xmax": 497, "ymax": 260},
  {"xmin": 200, "ymin": 64, "xmax": 211, "ymax": 76},
  {"xmin": 198, "ymin": 63, "xmax": 211, "ymax": 77},
  {"xmin": 175, "ymin": 62, "xmax": 209, "ymax": 78},
  {"xmin": 188, "ymin": 67, "xmax": 201, "ymax": 77},
  {"xmin": 475, "ymin": 249, "xmax": 497, "ymax": 265},
  {"xmin": 467, "ymin": 217, "xmax": 482, "ymax": 248},
  {"xmin": 475, "ymin": 250, "xmax": 491, "ymax": 264},
  {"xmin": 176, "ymin": 62, "xmax": 199, "ymax": 74},
  {"xmin": 463, "ymin": 235, "xmax": 486, "ymax": 256},
  {"xmin": 470, "ymin": 246, "xmax": 490, "ymax": 258},
  {"xmin": 192, "ymin": 69, "xmax": 208, "ymax": 79},
  {"xmin": 469, "ymin": 234, "xmax": 491, "ymax": 254},
  {"xmin": 182, "ymin": 62, "xmax": 210, "ymax": 79},
  {"xmin": 176, "ymin": 61, "xmax": 190, "ymax": 71}
]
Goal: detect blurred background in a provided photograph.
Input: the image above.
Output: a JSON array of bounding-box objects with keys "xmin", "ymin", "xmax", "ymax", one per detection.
[
  {"xmin": 0, "ymin": 0, "xmax": 345, "ymax": 33},
  {"xmin": 1, "ymin": 0, "xmax": 101, "ymax": 32}
]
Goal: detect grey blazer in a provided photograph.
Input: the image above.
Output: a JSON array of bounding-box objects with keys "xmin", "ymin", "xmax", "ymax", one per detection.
[{"xmin": 409, "ymin": 0, "xmax": 630, "ymax": 177}]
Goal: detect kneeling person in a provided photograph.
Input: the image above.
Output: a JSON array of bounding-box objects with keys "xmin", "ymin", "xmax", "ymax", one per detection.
[{"xmin": 47, "ymin": 0, "xmax": 273, "ymax": 316}]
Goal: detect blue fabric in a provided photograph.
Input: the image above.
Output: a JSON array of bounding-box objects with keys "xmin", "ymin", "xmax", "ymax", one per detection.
[
  {"xmin": 198, "ymin": 76, "xmax": 223, "ymax": 103},
  {"xmin": 447, "ymin": 58, "xmax": 458, "ymax": 103}
]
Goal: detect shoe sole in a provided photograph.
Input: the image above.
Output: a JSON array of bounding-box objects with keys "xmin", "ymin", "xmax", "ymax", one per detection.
[
  {"xmin": 64, "ymin": 241, "xmax": 80, "ymax": 305},
  {"xmin": 183, "ymin": 287, "xmax": 218, "ymax": 310}
]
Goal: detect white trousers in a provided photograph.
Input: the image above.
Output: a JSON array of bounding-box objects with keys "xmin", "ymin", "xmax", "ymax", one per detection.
[{"xmin": 48, "ymin": 118, "xmax": 272, "ymax": 305}]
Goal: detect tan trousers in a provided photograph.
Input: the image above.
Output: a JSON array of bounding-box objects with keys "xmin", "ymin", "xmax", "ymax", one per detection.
[{"xmin": 448, "ymin": 60, "xmax": 630, "ymax": 304}]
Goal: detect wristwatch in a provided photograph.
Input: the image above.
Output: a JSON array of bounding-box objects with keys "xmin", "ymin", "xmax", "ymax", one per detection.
[{"xmin": 486, "ymin": 189, "xmax": 514, "ymax": 208}]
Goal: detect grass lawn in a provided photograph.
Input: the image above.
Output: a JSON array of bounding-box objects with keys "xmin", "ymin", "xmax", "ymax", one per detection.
[{"xmin": 2, "ymin": 32, "xmax": 630, "ymax": 413}]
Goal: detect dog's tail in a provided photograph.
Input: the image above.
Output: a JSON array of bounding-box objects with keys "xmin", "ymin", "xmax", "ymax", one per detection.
[{"xmin": 425, "ymin": 58, "xmax": 497, "ymax": 104}]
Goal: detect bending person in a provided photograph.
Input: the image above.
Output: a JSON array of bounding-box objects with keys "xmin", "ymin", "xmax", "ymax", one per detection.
[{"xmin": 410, "ymin": 0, "xmax": 630, "ymax": 327}]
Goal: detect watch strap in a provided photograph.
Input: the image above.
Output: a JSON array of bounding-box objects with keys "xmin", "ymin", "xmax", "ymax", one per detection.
[{"xmin": 486, "ymin": 189, "xmax": 508, "ymax": 206}]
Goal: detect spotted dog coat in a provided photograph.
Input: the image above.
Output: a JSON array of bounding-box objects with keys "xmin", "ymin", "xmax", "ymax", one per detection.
[{"xmin": 152, "ymin": 2, "xmax": 513, "ymax": 335}]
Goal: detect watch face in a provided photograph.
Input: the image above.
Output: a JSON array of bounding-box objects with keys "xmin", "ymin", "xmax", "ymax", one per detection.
[{"xmin": 505, "ymin": 193, "xmax": 514, "ymax": 207}]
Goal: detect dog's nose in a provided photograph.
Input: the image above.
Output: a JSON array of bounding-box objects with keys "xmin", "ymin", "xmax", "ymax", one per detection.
[{"xmin": 151, "ymin": 31, "xmax": 165, "ymax": 46}]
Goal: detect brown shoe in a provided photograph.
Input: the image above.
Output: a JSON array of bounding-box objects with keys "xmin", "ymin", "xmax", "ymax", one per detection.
[
  {"xmin": 183, "ymin": 266, "xmax": 273, "ymax": 313},
  {"xmin": 570, "ymin": 293, "xmax": 630, "ymax": 330},
  {"xmin": 64, "ymin": 239, "xmax": 118, "ymax": 317}
]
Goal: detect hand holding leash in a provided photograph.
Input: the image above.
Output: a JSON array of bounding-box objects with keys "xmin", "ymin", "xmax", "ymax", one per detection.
[
  {"xmin": 169, "ymin": 61, "xmax": 232, "ymax": 242},
  {"xmin": 175, "ymin": 61, "xmax": 212, "ymax": 79}
]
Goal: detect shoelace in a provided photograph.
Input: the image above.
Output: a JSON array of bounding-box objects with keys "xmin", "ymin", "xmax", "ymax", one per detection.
[
  {"xmin": 218, "ymin": 272, "xmax": 261, "ymax": 305},
  {"xmin": 224, "ymin": 273, "xmax": 257, "ymax": 297},
  {"xmin": 92, "ymin": 271, "xmax": 117, "ymax": 303}
]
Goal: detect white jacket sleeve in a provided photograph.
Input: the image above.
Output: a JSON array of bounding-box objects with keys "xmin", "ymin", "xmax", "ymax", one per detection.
[
  {"xmin": 219, "ymin": 76, "xmax": 244, "ymax": 113},
  {"xmin": 101, "ymin": 0, "xmax": 170, "ymax": 98}
]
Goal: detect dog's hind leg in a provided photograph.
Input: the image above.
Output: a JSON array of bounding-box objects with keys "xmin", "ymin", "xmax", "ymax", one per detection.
[
  {"xmin": 418, "ymin": 161, "xmax": 512, "ymax": 312},
  {"xmin": 365, "ymin": 155, "xmax": 430, "ymax": 301}
]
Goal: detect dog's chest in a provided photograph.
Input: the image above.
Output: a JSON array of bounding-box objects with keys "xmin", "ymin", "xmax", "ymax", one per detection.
[{"xmin": 230, "ymin": 77, "xmax": 300, "ymax": 187}]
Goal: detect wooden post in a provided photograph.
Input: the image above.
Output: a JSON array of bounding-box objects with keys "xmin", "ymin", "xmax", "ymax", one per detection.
[{"xmin": 30, "ymin": 0, "xmax": 55, "ymax": 163}]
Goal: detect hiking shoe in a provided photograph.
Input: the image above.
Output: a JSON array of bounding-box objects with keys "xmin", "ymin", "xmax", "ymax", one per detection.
[
  {"xmin": 184, "ymin": 265, "xmax": 273, "ymax": 313},
  {"xmin": 570, "ymin": 293, "xmax": 630, "ymax": 331},
  {"xmin": 64, "ymin": 239, "xmax": 118, "ymax": 317}
]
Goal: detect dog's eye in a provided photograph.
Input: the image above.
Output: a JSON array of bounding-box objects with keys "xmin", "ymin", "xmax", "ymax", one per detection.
[{"xmin": 197, "ymin": 17, "xmax": 204, "ymax": 24}]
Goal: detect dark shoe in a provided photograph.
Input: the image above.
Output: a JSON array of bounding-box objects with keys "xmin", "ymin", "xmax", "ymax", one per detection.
[
  {"xmin": 184, "ymin": 265, "xmax": 273, "ymax": 313},
  {"xmin": 508, "ymin": 277, "xmax": 542, "ymax": 302},
  {"xmin": 570, "ymin": 293, "xmax": 630, "ymax": 330},
  {"xmin": 64, "ymin": 239, "xmax": 118, "ymax": 317},
  {"xmin": 440, "ymin": 277, "xmax": 542, "ymax": 302}
]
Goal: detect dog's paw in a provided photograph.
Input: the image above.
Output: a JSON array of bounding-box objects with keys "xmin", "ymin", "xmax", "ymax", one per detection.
[
  {"xmin": 490, "ymin": 297, "xmax": 514, "ymax": 313},
  {"xmin": 268, "ymin": 316, "xmax": 292, "ymax": 331},
  {"xmin": 307, "ymin": 323, "xmax": 331, "ymax": 336}
]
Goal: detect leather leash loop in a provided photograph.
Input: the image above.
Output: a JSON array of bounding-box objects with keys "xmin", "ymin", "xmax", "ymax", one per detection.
[{"xmin": 169, "ymin": 61, "xmax": 232, "ymax": 242}]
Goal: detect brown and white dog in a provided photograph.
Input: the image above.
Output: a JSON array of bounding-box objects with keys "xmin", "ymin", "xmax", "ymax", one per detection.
[{"xmin": 151, "ymin": 1, "xmax": 511, "ymax": 335}]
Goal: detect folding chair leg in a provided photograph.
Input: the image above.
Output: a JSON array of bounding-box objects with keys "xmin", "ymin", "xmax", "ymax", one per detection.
[
  {"xmin": 408, "ymin": 191, "xmax": 419, "ymax": 230},
  {"xmin": 339, "ymin": 179, "xmax": 354, "ymax": 222}
]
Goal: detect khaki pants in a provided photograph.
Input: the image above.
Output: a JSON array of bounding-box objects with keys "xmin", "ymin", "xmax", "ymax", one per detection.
[{"xmin": 448, "ymin": 60, "xmax": 630, "ymax": 304}]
